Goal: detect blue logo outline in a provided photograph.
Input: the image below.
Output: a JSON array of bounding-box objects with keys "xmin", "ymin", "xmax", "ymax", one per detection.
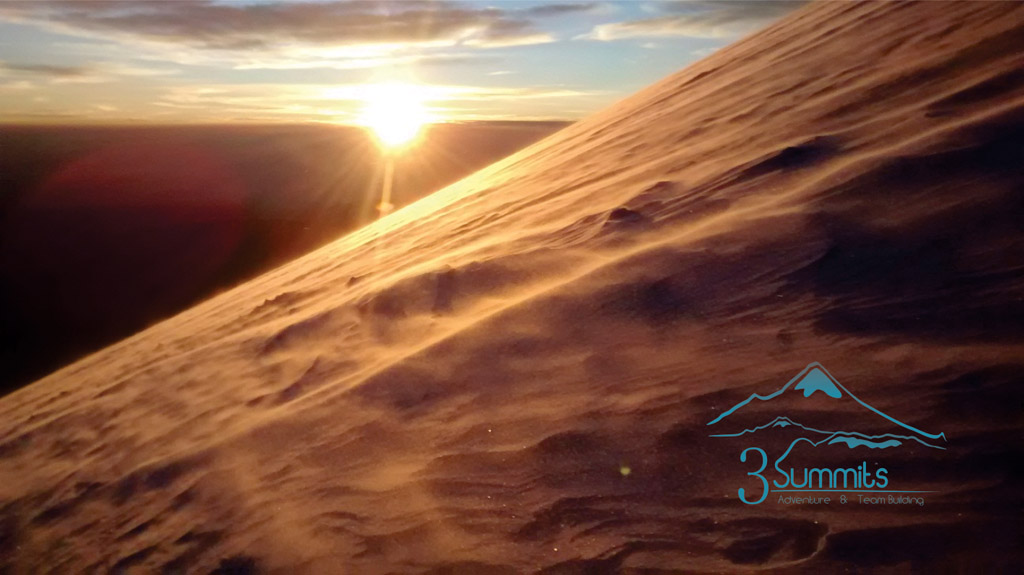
[
  {"xmin": 707, "ymin": 362, "xmax": 946, "ymax": 441},
  {"xmin": 708, "ymin": 362, "xmax": 947, "ymax": 504}
]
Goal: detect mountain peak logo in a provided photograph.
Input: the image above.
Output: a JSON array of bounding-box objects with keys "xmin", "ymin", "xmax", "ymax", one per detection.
[
  {"xmin": 709, "ymin": 362, "xmax": 946, "ymax": 442},
  {"xmin": 709, "ymin": 362, "xmax": 946, "ymax": 505}
]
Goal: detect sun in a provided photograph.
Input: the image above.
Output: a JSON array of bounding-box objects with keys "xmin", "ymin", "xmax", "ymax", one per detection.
[{"xmin": 358, "ymin": 83, "xmax": 432, "ymax": 150}]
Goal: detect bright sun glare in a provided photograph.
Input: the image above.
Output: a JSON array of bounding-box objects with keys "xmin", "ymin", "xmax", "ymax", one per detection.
[{"xmin": 358, "ymin": 83, "xmax": 432, "ymax": 150}]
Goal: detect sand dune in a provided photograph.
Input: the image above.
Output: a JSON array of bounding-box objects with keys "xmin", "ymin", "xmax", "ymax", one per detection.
[{"xmin": 2, "ymin": 1, "xmax": 1023, "ymax": 573}]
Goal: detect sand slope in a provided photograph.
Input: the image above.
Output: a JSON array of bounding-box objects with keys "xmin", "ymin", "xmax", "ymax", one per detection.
[
  {"xmin": 0, "ymin": 122, "xmax": 567, "ymax": 393},
  {"xmin": 2, "ymin": 1, "xmax": 1024, "ymax": 573}
]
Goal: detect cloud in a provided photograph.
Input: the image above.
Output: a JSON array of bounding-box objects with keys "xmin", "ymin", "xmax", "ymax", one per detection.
[
  {"xmin": 0, "ymin": 62, "xmax": 89, "ymax": 78},
  {"xmin": 227, "ymin": 49, "xmax": 499, "ymax": 72},
  {"xmin": 464, "ymin": 33, "xmax": 556, "ymax": 49},
  {"xmin": 0, "ymin": 60, "xmax": 177, "ymax": 84},
  {"xmin": 0, "ymin": 1, "xmax": 590, "ymax": 73},
  {"xmin": 0, "ymin": 61, "xmax": 106, "ymax": 84},
  {"xmin": 578, "ymin": 0, "xmax": 805, "ymax": 40},
  {"xmin": 524, "ymin": 3, "xmax": 601, "ymax": 17},
  {"xmin": 0, "ymin": 1, "xmax": 573, "ymax": 51},
  {"xmin": 0, "ymin": 79, "xmax": 36, "ymax": 91}
]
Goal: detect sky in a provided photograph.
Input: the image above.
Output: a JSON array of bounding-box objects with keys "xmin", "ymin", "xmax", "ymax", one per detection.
[{"xmin": 0, "ymin": 1, "xmax": 804, "ymax": 124}]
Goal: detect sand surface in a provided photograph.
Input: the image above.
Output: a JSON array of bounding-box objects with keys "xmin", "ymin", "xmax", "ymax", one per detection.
[
  {"xmin": 0, "ymin": 123, "xmax": 567, "ymax": 392},
  {"xmin": 1, "ymin": 1, "xmax": 1023, "ymax": 573}
]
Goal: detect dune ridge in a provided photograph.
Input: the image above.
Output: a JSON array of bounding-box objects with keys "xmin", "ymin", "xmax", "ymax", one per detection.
[{"xmin": 2, "ymin": 1, "xmax": 1023, "ymax": 573}]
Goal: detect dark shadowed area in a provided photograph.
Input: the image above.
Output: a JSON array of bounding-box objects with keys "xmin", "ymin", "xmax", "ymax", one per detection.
[{"xmin": 0, "ymin": 122, "xmax": 568, "ymax": 392}]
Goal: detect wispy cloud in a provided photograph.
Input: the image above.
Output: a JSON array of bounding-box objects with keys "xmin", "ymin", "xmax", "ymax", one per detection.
[
  {"xmin": 525, "ymin": 3, "xmax": 601, "ymax": 18},
  {"xmin": 0, "ymin": 62, "xmax": 88, "ymax": 78},
  {"xmin": 0, "ymin": 1, "xmax": 605, "ymax": 73},
  {"xmin": 0, "ymin": 78, "xmax": 36, "ymax": 91},
  {"xmin": 0, "ymin": 59, "xmax": 177, "ymax": 84},
  {"xmin": 0, "ymin": 1, "xmax": 594, "ymax": 52},
  {"xmin": 578, "ymin": 1, "xmax": 804, "ymax": 40}
]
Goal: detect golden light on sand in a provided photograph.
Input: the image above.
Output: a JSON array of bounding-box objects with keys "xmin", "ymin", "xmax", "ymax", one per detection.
[{"xmin": 358, "ymin": 82, "xmax": 432, "ymax": 150}]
